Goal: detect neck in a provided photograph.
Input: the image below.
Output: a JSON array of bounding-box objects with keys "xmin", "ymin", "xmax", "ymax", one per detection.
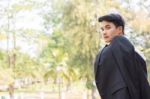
[{"xmin": 106, "ymin": 42, "xmax": 110, "ymax": 45}]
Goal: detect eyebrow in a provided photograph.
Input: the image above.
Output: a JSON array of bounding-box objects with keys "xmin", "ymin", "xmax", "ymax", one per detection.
[
  {"xmin": 105, "ymin": 25, "xmax": 111, "ymax": 27},
  {"xmin": 101, "ymin": 25, "xmax": 111, "ymax": 30}
]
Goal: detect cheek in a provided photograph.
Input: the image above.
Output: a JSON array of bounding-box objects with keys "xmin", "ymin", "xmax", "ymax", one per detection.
[
  {"xmin": 107, "ymin": 29, "xmax": 114, "ymax": 36},
  {"xmin": 108, "ymin": 29, "xmax": 116, "ymax": 36}
]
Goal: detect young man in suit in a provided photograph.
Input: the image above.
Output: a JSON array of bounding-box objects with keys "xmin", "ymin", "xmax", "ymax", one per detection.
[{"xmin": 94, "ymin": 13, "xmax": 150, "ymax": 99}]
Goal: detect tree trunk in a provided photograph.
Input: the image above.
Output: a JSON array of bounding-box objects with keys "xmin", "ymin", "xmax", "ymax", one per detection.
[{"xmin": 91, "ymin": 87, "xmax": 97, "ymax": 99}]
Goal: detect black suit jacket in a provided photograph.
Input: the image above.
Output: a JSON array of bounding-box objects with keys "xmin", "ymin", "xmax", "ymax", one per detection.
[{"xmin": 94, "ymin": 36, "xmax": 150, "ymax": 99}]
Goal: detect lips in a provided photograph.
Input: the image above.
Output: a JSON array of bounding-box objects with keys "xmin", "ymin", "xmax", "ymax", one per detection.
[{"xmin": 104, "ymin": 36, "xmax": 109, "ymax": 39}]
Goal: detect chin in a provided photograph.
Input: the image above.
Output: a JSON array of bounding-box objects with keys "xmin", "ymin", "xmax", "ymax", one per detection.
[{"xmin": 105, "ymin": 40, "xmax": 111, "ymax": 43}]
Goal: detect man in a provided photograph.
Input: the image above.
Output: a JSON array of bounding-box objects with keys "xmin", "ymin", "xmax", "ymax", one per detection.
[{"xmin": 94, "ymin": 13, "xmax": 150, "ymax": 99}]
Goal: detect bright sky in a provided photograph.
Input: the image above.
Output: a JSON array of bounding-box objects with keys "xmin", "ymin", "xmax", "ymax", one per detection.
[
  {"xmin": 0, "ymin": 0, "xmax": 51, "ymax": 57},
  {"xmin": 0, "ymin": 0, "xmax": 149, "ymax": 57}
]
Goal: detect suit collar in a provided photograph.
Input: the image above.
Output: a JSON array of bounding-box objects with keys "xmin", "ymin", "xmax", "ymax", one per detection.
[{"xmin": 94, "ymin": 45, "xmax": 108, "ymax": 76}]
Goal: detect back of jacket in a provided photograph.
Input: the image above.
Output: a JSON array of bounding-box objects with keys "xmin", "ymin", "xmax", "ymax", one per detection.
[{"xmin": 95, "ymin": 44, "xmax": 127, "ymax": 97}]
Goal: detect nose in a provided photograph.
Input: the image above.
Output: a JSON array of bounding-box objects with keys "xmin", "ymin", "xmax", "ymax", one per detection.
[{"xmin": 102, "ymin": 30, "xmax": 107, "ymax": 36}]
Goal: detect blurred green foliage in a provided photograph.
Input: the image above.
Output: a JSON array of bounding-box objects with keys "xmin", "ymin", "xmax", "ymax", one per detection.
[{"xmin": 0, "ymin": 0, "xmax": 150, "ymax": 92}]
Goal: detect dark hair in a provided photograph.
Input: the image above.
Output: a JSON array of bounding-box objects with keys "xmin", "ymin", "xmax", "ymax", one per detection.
[{"xmin": 98, "ymin": 13, "xmax": 125, "ymax": 33}]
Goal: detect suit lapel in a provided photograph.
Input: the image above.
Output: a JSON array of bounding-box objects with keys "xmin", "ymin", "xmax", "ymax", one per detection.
[
  {"xmin": 94, "ymin": 51, "xmax": 101, "ymax": 75},
  {"xmin": 94, "ymin": 45, "xmax": 108, "ymax": 76}
]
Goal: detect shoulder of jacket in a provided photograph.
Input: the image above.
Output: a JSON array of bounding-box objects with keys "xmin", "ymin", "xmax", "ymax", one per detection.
[
  {"xmin": 135, "ymin": 48, "xmax": 146, "ymax": 61},
  {"xmin": 111, "ymin": 35, "xmax": 134, "ymax": 53}
]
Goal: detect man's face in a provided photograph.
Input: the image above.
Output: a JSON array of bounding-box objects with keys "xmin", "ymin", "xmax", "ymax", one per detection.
[{"xmin": 100, "ymin": 21, "xmax": 123, "ymax": 43}]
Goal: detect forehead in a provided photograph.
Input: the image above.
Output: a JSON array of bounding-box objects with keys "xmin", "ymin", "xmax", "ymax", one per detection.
[{"xmin": 100, "ymin": 21, "xmax": 115, "ymax": 27}]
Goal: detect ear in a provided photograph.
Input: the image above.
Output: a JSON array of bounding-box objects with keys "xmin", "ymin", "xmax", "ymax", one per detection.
[{"xmin": 118, "ymin": 26, "xmax": 123, "ymax": 34}]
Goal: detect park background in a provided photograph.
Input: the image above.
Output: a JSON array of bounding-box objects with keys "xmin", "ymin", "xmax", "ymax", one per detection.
[{"xmin": 0, "ymin": 0, "xmax": 150, "ymax": 99}]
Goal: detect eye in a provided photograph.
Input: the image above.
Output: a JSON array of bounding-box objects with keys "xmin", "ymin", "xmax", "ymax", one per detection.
[
  {"xmin": 100, "ymin": 28, "xmax": 104, "ymax": 31},
  {"xmin": 106, "ymin": 26, "xmax": 111, "ymax": 30}
]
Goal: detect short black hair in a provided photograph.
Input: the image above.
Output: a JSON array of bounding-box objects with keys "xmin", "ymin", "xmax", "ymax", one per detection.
[{"xmin": 98, "ymin": 13, "xmax": 125, "ymax": 33}]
